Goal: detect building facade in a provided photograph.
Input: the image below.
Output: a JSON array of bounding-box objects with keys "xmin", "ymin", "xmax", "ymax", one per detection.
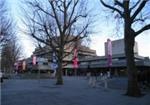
[
  {"xmin": 27, "ymin": 39, "xmax": 97, "ymax": 73},
  {"xmin": 24, "ymin": 38, "xmax": 150, "ymax": 78},
  {"xmin": 79, "ymin": 39, "xmax": 150, "ymax": 76}
]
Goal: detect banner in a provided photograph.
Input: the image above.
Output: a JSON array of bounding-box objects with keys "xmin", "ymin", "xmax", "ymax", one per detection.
[
  {"xmin": 32, "ymin": 55, "xmax": 37, "ymax": 65},
  {"xmin": 107, "ymin": 39, "xmax": 112, "ymax": 67},
  {"xmin": 73, "ymin": 48, "xmax": 78, "ymax": 69}
]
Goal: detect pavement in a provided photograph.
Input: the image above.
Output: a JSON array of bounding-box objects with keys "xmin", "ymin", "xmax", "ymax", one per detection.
[{"xmin": 1, "ymin": 76, "xmax": 150, "ymax": 105}]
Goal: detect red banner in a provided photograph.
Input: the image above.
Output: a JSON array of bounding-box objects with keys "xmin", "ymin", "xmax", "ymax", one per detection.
[
  {"xmin": 73, "ymin": 48, "xmax": 78, "ymax": 69},
  {"xmin": 32, "ymin": 55, "xmax": 37, "ymax": 65}
]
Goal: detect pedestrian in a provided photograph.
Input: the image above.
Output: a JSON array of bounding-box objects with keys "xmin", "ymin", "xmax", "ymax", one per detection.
[
  {"xmin": 100, "ymin": 72, "xmax": 103, "ymax": 77},
  {"xmin": 51, "ymin": 70, "xmax": 56, "ymax": 79},
  {"xmin": 107, "ymin": 71, "xmax": 110, "ymax": 78},
  {"xmin": 86, "ymin": 72, "xmax": 91, "ymax": 80},
  {"xmin": 90, "ymin": 70, "xmax": 97, "ymax": 88},
  {"xmin": 0, "ymin": 71, "xmax": 3, "ymax": 83},
  {"xmin": 103, "ymin": 75, "xmax": 108, "ymax": 89},
  {"xmin": 88, "ymin": 72, "xmax": 92, "ymax": 86},
  {"xmin": 91, "ymin": 76, "xmax": 96, "ymax": 88}
]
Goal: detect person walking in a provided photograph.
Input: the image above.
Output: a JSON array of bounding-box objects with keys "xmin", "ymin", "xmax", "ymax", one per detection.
[
  {"xmin": 88, "ymin": 71, "xmax": 92, "ymax": 86},
  {"xmin": 0, "ymin": 71, "xmax": 3, "ymax": 83},
  {"xmin": 89, "ymin": 70, "xmax": 97, "ymax": 88}
]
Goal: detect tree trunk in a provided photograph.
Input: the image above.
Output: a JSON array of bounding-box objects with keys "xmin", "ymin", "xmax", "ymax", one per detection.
[
  {"xmin": 56, "ymin": 60, "xmax": 63, "ymax": 85},
  {"xmin": 56, "ymin": 47, "xmax": 64, "ymax": 85},
  {"xmin": 125, "ymin": 30, "xmax": 141, "ymax": 97}
]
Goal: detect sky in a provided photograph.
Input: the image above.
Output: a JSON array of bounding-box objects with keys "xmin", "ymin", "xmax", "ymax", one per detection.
[{"xmin": 7, "ymin": 0, "xmax": 150, "ymax": 58}]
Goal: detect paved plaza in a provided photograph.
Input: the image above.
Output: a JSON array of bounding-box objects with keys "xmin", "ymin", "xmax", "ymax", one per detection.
[{"xmin": 1, "ymin": 76, "xmax": 150, "ymax": 105}]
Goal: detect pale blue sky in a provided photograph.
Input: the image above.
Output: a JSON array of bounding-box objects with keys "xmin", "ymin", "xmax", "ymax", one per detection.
[{"xmin": 7, "ymin": 0, "xmax": 150, "ymax": 58}]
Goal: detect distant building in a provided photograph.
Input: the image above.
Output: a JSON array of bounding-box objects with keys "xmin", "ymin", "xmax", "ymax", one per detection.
[
  {"xmin": 79, "ymin": 39, "xmax": 150, "ymax": 76},
  {"xmin": 26, "ymin": 57, "xmax": 51, "ymax": 72},
  {"xmin": 24, "ymin": 38, "xmax": 150, "ymax": 77},
  {"xmin": 105, "ymin": 39, "xmax": 138, "ymax": 56},
  {"xmin": 27, "ymin": 37, "xmax": 97, "ymax": 72}
]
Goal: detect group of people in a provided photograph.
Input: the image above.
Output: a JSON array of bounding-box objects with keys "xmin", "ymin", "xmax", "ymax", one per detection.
[
  {"xmin": 87, "ymin": 70, "xmax": 150, "ymax": 89},
  {"xmin": 87, "ymin": 71, "xmax": 111, "ymax": 88}
]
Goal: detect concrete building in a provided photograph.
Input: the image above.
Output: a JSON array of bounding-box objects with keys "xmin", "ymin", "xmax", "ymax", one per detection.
[
  {"xmin": 27, "ymin": 38, "xmax": 97, "ymax": 72},
  {"xmin": 105, "ymin": 39, "xmax": 138, "ymax": 56},
  {"xmin": 79, "ymin": 39, "xmax": 150, "ymax": 76},
  {"xmin": 24, "ymin": 38, "xmax": 150, "ymax": 77}
]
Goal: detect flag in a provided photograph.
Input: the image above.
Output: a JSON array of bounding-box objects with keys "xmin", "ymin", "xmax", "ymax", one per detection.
[
  {"xmin": 73, "ymin": 48, "xmax": 78, "ymax": 69},
  {"xmin": 107, "ymin": 39, "xmax": 112, "ymax": 67},
  {"xmin": 32, "ymin": 55, "xmax": 37, "ymax": 65}
]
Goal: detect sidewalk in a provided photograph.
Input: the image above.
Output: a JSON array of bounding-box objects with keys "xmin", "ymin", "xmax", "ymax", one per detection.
[{"xmin": 1, "ymin": 76, "xmax": 150, "ymax": 105}]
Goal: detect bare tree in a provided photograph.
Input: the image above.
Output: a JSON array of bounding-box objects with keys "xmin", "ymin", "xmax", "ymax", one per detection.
[
  {"xmin": 100, "ymin": 0, "xmax": 150, "ymax": 97},
  {"xmin": 23, "ymin": 0, "xmax": 93, "ymax": 85},
  {"xmin": 1, "ymin": 37, "xmax": 22, "ymax": 74},
  {"xmin": 0, "ymin": 0, "xmax": 13, "ymax": 47},
  {"xmin": 0, "ymin": 0, "xmax": 16, "ymax": 73}
]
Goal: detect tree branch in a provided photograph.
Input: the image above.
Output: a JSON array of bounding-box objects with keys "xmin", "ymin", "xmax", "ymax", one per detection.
[
  {"xmin": 100, "ymin": 0, "xmax": 124, "ymax": 17},
  {"xmin": 131, "ymin": 1, "xmax": 148, "ymax": 21},
  {"xmin": 130, "ymin": 0, "xmax": 140, "ymax": 11},
  {"xmin": 133, "ymin": 16, "xmax": 149, "ymax": 23},
  {"xmin": 35, "ymin": 4, "xmax": 55, "ymax": 18},
  {"xmin": 135, "ymin": 24, "xmax": 150, "ymax": 36},
  {"xmin": 114, "ymin": 0, "xmax": 123, "ymax": 7},
  {"xmin": 68, "ymin": 0, "xmax": 79, "ymax": 26},
  {"xmin": 49, "ymin": 1, "xmax": 62, "ymax": 34}
]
